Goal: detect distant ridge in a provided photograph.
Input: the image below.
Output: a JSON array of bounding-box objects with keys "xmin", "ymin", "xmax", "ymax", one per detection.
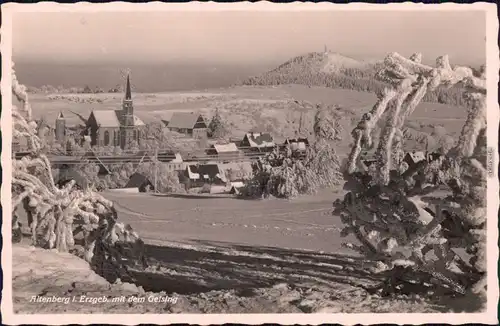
[
  {"xmin": 270, "ymin": 51, "xmax": 370, "ymax": 75},
  {"xmin": 241, "ymin": 51, "xmax": 471, "ymax": 108},
  {"xmin": 241, "ymin": 51, "xmax": 383, "ymax": 87}
]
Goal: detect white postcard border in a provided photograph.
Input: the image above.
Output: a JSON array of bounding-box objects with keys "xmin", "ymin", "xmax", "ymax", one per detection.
[{"xmin": 1, "ymin": 2, "xmax": 498, "ymax": 325}]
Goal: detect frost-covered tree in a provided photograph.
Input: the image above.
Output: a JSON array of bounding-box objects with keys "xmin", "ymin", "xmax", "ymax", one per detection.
[
  {"xmin": 313, "ymin": 104, "xmax": 343, "ymax": 141},
  {"xmin": 307, "ymin": 105, "xmax": 343, "ymax": 188},
  {"xmin": 136, "ymin": 162, "xmax": 184, "ymax": 193},
  {"xmin": 240, "ymin": 104, "xmax": 344, "ymax": 199},
  {"xmin": 336, "ymin": 52, "xmax": 487, "ymax": 304},
  {"xmin": 11, "ymin": 61, "xmax": 146, "ymax": 282},
  {"xmin": 208, "ymin": 108, "xmax": 228, "ymax": 139}
]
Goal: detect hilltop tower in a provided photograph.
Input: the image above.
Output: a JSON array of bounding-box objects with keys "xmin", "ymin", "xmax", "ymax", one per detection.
[
  {"xmin": 55, "ymin": 112, "xmax": 66, "ymax": 144},
  {"xmin": 121, "ymin": 73, "xmax": 135, "ymax": 148}
]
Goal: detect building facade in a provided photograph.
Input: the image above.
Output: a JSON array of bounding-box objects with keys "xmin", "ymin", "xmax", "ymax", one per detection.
[
  {"xmin": 167, "ymin": 112, "xmax": 208, "ymax": 138},
  {"xmin": 86, "ymin": 74, "xmax": 145, "ymax": 149}
]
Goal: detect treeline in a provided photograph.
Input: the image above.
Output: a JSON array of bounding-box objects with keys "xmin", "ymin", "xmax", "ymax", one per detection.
[
  {"xmin": 243, "ymin": 65, "xmax": 470, "ymax": 107},
  {"xmin": 26, "ymin": 84, "xmax": 125, "ymax": 94}
]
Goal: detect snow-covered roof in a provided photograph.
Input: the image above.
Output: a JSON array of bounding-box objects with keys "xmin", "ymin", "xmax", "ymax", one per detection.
[
  {"xmin": 244, "ymin": 132, "xmax": 274, "ymax": 148},
  {"xmin": 91, "ymin": 110, "xmax": 121, "ymax": 128},
  {"xmin": 91, "ymin": 110, "xmax": 144, "ymax": 128},
  {"xmin": 172, "ymin": 153, "xmax": 183, "ymax": 163},
  {"xmin": 230, "ymin": 181, "xmax": 245, "ymax": 188},
  {"xmin": 153, "ymin": 111, "xmax": 174, "ymax": 126},
  {"xmin": 187, "ymin": 164, "xmax": 225, "ymax": 181},
  {"xmin": 406, "ymin": 151, "xmax": 426, "ymax": 163},
  {"xmin": 213, "ymin": 143, "xmax": 239, "ymax": 153},
  {"xmin": 168, "ymin": 112, "xmax": 205, "ymax": 129}
]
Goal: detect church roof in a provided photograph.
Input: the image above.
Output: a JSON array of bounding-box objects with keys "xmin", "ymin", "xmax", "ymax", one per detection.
[
  {"xmin": 90, "ymin": 110, "xmax": 144, "ymax": 128},
  {"xmin": 91, "ymin": 110, "xmax": 121, "ymax": 128},
  {"xmin": 168, "ymin": 112, "xmax": 203, "ymax": 129}
]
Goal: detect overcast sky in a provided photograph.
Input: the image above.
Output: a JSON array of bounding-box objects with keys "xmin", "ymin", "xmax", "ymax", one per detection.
[{"xmin": 12, "ymin": 10, "xmax": 486, "ymax": 66}]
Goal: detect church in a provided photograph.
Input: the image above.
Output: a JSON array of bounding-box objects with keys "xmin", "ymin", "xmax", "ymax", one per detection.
[{"xmin": 86, "ymin": 74, "xmax": 145, "ymax": 149}]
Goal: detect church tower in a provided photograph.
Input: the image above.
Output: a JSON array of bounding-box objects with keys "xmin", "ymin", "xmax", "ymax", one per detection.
[
  {"xmin": 121, "ymin": 73, "xmax": 135, "ymax": 149},
  {"xmin": 55, "ymin": 112, "xmax": 66, "ymax": 144},
  {"xmin": 122, "ymin": 74, "xmax": 134, "ymax": 125}
]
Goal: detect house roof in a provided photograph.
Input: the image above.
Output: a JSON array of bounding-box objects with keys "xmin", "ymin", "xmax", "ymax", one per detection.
[
  {"xmin": 153, "ymin": 111, "xmax": 174, "ymax": 125},
  {"xmin": 405, "ymin": 151, "xmax": 426, "ymax": 163},
  {"xmin": 284, "ymin": 138, "xmax": 309, "ymax": 151},
  {"xmin": 213, "ymin": 143, "xmax": 239, "ymax": 153},
  {"xmin": 168, "ymin": 112, "xmax": 204, "ymax": 129},
  {"xmin": 187, "ymin": 164, "xmax": 224, "ymax": 180},
  {"xmin": 230, "ymin": 181, "xmax": 245, "ymax": 188},
  {"xmin": 125, "ymin": 172, "xmax": 152, "ymax": 188},
  {"xmin": 91, "ymin": 110, "xmax": 121, "ymax": 128},
  {"xmin": 244, "ymin": 132, "xmax": 274, "ymax": 148},
  {"xmin": 284, "ymin": 138, "xmax": 309, "ymax": 145},
  {"xmin": 427, "ymin": 152, "xmax": 444, "ymax": 161}
]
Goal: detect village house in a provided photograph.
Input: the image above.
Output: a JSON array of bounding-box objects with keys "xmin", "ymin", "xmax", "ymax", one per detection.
[
  {"xmin": 240, "ymin": 132, "xmax": 275, "ymax": 153},
  {"xmin": 228, "ymin": 137, "xmax": 244, "ymax": 148},
  {"xmin": 283, "ymin": 138, "xmax": 309, "ymax": 158},
  {"xmin": 12, "ymin": 113, "xmax": 68, "ymax": 153},
  {"xmin": 124, "ymin": 172, "xmax": 154, "ymax": 193},
  {"xmin": 166, "ymin": 112, "xmax": 208, "ymax": 138},
  {"xmin": 206, "ymin": 143, "xmax": 241, "ymax": 163},
  {"xmin": 284, "ymin": 138, "xmax": 309, "ymax": 151},
  {"xmin": 427, "ymin": 152, "xmax": 444, "ymax": 162},
  {"xmin": 403, "ymin": 151, "xmax": 427, "ymax": 168},
  {"xmin": 85, "ymin": 74, "xmax": 145, "ymax": 149},
  {"xmin": 156, "ymin": 150, "xmax": 185, "ymax": 172},
  {"xmin": 360, "ymin": 158, "xmax": 377, "ymax": 171},
  {"xmin": 184, "ymin": 163, "xmax": 226, "ymax": 188}
]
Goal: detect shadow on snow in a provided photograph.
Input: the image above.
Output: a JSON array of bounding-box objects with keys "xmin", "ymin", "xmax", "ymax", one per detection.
[{"xmin": 129, "ymin": 239, "xmax": 380, "ymax": 295}]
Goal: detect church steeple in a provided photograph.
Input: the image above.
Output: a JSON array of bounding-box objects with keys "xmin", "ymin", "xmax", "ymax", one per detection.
[
  {"xmin": 125, "ymin": 73, "xmax": 132, "ymax": 100},
  {"xmin": 122, "ymin": 72, "xmax": 134, "ymax": 124},
  {"xmin": 121, "ymin": 72, "xmax": 135, "ymax": 149}
]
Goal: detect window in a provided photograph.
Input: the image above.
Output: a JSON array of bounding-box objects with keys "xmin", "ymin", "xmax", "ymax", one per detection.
[
  {"xmin": 104, "ymin": 130, "xmax": 110, "ymax": 146},
  {"xmin": 113, "ymin": 131, "xmax": 118, "ymax": 146}
]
